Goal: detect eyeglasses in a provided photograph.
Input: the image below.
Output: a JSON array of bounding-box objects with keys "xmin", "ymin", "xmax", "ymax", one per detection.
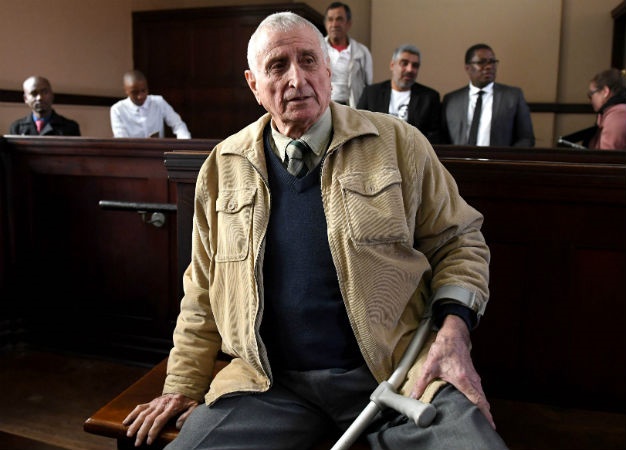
[
  {"xmin": 587, "ymin": 88, "xmax": 601, "ymax": 99},
  {"xmin": 469, "ymin": 59, "xmax": 499, "ymax": 68}
]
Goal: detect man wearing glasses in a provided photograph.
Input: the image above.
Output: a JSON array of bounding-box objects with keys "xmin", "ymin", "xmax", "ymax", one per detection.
[{"xmin": 441, "ymin": 43, "xmax": 534, "ymax": 147}]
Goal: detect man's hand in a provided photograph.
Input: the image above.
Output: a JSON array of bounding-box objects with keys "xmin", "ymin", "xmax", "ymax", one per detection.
[
  {"xmin": 409, "ymin": 314, "xmax": 495, "ymax": 428},
  {"xmin": 123, "ymin": 393, "xmax": 199, "ymax": 446}
]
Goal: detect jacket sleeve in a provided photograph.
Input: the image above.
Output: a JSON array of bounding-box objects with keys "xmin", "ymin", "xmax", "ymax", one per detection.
[
  {"xmin": 410, "ymin": 133, "xmax": 490, "ymax": 318},
  {"xmin": 164, "ymin": 163, "xmax": 220, "ymax": 400},
  {"xmin": 511, "ymin": 88, "xmax": 535, "ymax": 147},
  {"xmin": 597, "ymin": 107, "xmax": 626, "ymax": 149},
  {"xmin": 439, "ymin": 94, "xmax": 453, "ymax": 144},
  {"xmin": 364, "ymin": 45, "xmax": 374, "ymax": 85},
  {"xmin": 422, "ymin": 90, "xmax": 442, "ymax": 144},
  {"xmin": 356, "ymin": 86, "xmax": 370, "ymax": 110}
]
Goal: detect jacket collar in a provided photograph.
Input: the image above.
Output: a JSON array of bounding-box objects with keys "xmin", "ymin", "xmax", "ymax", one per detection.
[{"xmin": 218, "ymin": 101, "xmax": 378, "ymax": 161}]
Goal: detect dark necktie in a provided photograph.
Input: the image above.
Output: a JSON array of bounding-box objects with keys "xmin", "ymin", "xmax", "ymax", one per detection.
[
  {"xmin": 286, "ymin": 139, "xmax": 310, "ymax": 178},
  {"xmin": 36, "ymin": 119, "xmax": 45, "ymax": 134},
  {"xmin": 468, "ymin": 90, "xmax": 484, "ymax": 145}
]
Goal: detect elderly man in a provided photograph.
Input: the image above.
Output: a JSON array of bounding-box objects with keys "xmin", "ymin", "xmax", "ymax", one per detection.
[
  {"xmin": 123, "ymin": 12, "xmax": 507, "ymax": 450},
  {"xmin": 9, "ymin": 76, "xmax": 81, "ymax": 136}
]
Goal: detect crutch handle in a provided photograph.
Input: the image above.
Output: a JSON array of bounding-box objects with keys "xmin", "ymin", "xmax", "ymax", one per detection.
[{"xmin": 371, "ymin": 381, "xmax": 436, "ymax": 427}]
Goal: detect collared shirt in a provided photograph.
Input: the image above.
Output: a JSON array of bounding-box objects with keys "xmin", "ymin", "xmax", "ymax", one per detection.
[
  {"xmin": 327, "ymin": 43, "xmax": 352, "ymax": 104},
  {"xmin": 110, "ymin": 95, "xmax": 191, "ymax": 139},
  {"xmin": 270, "ymin": 107, "xmax": 332, "ymax": 175},
  {"xmin": 467, "ymin": 82, "xmax": 494, "ymax": 146},
  {"xmin": 32, "ymin": 113, "xmax": 50, "ymax": 126}
]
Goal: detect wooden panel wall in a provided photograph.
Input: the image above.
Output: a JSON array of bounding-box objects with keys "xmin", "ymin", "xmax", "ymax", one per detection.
[
  {"xmin": 132, "ymin": 3, "xmax": 325, "ymax": 139},
  {"xmin": 434, "ymin": 147, "xmax": 625, "ymax": 412},
  {"xmin": 0, "ymin": 136, "xmax": 219, "ymax": 364}
]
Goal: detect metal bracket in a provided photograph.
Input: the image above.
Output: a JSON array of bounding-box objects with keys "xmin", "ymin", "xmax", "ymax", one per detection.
[{"xmin": 98, "ymin": 200, "xmax": 177, "ymax": 228}]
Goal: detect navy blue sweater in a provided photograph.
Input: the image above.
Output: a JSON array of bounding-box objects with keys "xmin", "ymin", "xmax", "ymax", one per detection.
[{"xmin": 260, "ymin": 135, "xmax": 363, "ymax": 370}]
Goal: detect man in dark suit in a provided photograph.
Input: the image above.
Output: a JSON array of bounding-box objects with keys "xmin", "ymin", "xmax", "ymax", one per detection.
[
  {"xmin": 441, "ymin": 43, "xmax": 534, "ymax": 147},
  {"xmin": 9, "ymin": 76, "xmax": 81, "ymax": 136},
  {"xmin": 357, "ymin": 44, "xmax": 441, "ymax": 143}
]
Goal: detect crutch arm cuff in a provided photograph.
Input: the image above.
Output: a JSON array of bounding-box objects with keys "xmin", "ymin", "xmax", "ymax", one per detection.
[{"xmin": 431, "ymin": 285, "xmax": 486, "ymax": 329}]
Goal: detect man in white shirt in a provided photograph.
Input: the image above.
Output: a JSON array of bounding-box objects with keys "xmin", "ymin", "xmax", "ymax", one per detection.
[
  {"xmin": 324, "ymin": 2, "xmax": 373, "ymax": 107},
  {"xmin": 110, "ymin": 70, "xmax": 191, "ymax": 139}
]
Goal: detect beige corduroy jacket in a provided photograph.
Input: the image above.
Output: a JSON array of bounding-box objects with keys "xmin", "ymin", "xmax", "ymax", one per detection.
[{"xmin": 164, "ymin": 102, "xmax": 490, "ymax": 406}]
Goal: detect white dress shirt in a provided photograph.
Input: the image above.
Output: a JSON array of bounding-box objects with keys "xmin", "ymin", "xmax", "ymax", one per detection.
[
  {"xmin": 467, "ymin": 83, "xmax": 493, "ymax": 146},
  {"xmin": 110, "ymin": 95, "xmax": 191, "ymax": 138}
]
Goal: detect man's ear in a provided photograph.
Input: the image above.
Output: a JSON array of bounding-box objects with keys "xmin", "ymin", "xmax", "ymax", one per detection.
[{"xmin": 244, "ymin": 70, "xmax": 261, "ymax": 105}]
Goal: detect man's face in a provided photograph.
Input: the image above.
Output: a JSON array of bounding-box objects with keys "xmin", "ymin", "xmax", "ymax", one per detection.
[
  {"xmin": 23, "ymin": 78, "xmax": 54, "ymax": 116},
  {"xmin": 124, "ymin": 79, "xmax": 149, "ymax": 106},
  {"xmin": 245, "ymin": 24, "xmax": 332, "ymax": 138},
  {"xmin": 324, "ymin": 6, "xmax": 351, "ymax": 44},
  {"xmin": 390, "ymin": 51, "xmax": 420, "ymax": 91},
  {"xmin": 465, "ymin": 48, "xmax": 498, "ymax": 88}
]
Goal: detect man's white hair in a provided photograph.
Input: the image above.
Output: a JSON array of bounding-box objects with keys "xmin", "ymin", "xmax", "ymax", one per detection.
[{"xmin": 247, "ymin": 11, "xmax": 329, "ymax": 75}]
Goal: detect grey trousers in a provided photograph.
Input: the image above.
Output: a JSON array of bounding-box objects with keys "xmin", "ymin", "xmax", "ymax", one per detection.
[{"xmin": 165, "ymin": 364, "xmax": 508, "ymax": 450}]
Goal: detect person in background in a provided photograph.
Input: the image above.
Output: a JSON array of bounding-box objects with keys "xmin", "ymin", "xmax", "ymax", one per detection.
[
  {"xmin": 441, "ymin": 43, "xmax": 534, "ymax": 147},
  {"xmin": 9, "ymin": 76, "xmax": 81, "ymax": 136},
  {"xmin": 357, "ymin": 44, "xmax": 441, "ymax": 143},
  {"xmin": 324, "ymin": 2, "xmax": 373, "ymax": 107},
  {"xmin": 110, "ymin": 70, "xmax": 191, "ymax": 139},
  {"xmin": 121, "ymin": 12, "xmax": 507, "ymax": 450},
  {"xmin": 587, "ymin": 68, "xmax": 626, "ymax": 150}
]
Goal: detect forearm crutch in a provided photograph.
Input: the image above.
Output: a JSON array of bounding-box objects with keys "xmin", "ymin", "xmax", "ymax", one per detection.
[{"xmin": 330, "ymin": 315, "xmax": 436, "ymax": 450}]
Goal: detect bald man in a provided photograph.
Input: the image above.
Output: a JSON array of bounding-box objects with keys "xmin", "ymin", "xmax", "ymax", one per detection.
[
  {"xmin": 9, "ymin": 76, "xmax": 81, "ymax": 136},
  {"xmin": 110, "ymin": 70, "xmax": 191, "ymax": 139}
]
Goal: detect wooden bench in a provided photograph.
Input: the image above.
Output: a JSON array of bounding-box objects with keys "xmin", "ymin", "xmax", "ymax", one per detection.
[
  {"xmin": 84, "ymin": 357, "xmax": 369, "ymax": 449},
  {"xmin": 82, "ymin": 356, "xmax": 626, "ymax": 450}
]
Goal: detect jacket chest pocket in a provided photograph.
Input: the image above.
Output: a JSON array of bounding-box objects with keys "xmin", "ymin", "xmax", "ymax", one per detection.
[
  {"xmin": 338, "ymin": 169, "xmax": 409, "ymax": 245},
  {"xmin": 215, "ymin": 188, "xmax": 256, "ymax": 261}
]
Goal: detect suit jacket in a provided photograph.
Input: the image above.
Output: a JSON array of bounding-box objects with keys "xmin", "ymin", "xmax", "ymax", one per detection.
[
  {"xmin": 9, "ymin": 109, "xmax": 81, "ymax": 136},
  {"xmin": 441, "ymin": 83, "xmax": 534, "ymax": 147},
  {"xmin": 357, "ymin": 80, "xmax": 441, "ymax": 143}
]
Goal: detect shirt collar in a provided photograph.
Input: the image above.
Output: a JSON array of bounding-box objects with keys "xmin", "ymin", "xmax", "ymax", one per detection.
[
  {"xmin": 130, "ymin": 96, "xmax": 151, "ymax": 112},
  {"xmin": 469, "ymin": 82, "xmax": 494, "ymax": 95},
  {"xmin": 271, "ymin": 107, "xmax": 332, "ymax": 161},
  {"xmin": 33, "ymin": 113, "xmax": 50, "ymax": 122}
]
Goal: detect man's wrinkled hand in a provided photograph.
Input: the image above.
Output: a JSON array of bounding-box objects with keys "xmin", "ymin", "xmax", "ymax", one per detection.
[
  {"xmin": 122, "ymin": 393, "xmax": 199, "ymax": 446},
  {"xmin": 409, "ymin": 315, "xmax": 495, "ymax": 429}
]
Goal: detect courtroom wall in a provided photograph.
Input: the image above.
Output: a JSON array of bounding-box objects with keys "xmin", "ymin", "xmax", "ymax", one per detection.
[
  {"xmin": 0, "ymin": 0, "xmax": 620, "ymax": 144},
  {"xmin": 370, "ymin": 0, "xmax": 618, "ymax": 146}
]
